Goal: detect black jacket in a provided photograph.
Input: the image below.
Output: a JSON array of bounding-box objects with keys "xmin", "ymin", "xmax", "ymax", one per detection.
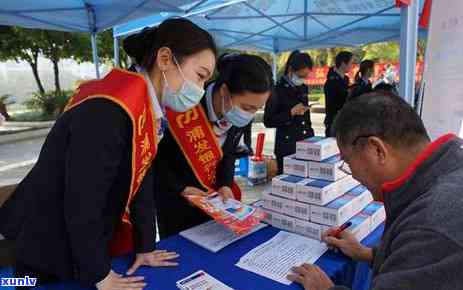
[
  {"xmin": 348, "ymin": 78, "xmax": 373, "ymax": 101},
  {"xmin": 264, "ymin": 76, "xmax": 314, "ymax": 157},
  {"xmin": 323, "ymin": 68, "xmax": 349, "ymax": 136},
  {"xmin": 0, "ymin": 99, "xmax": 156, "ymax": 285},
  {"xmin": 153, "ymin": 90, "xmax": 247, "ymax": 238}
]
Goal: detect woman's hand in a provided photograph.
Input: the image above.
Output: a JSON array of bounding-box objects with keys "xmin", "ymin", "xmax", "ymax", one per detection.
[{"xmin": 126, "ymin": 250, "xmax": 179, "ymax": 275}]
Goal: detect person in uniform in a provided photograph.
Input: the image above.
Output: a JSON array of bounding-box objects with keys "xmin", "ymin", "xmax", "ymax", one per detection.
[
  {"xmin": 0, "ymin": 18, "xmax": 216, "ymax": 290},
  {"xmin": 349, "ymin": 60, "xmax": 374, "ymax": 101},
  {"xmin": 324, "ymin": 51, "xmax": 354, "ymax": 137},
  {"xmin": 153, "ymin": 53, "xmax": 273, "ymax": 238},
  {"xmin": 264, "ymin": 50, "xmax": 315, "ymax": 174}
]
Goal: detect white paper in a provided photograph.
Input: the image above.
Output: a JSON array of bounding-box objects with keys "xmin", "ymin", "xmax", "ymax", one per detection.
[
  {"xmin": 180, "ymin": 221, "xmax": 267, "ymax": 253},
  {"xmin": 236, "ymin": 231, "xmax": 328, "ymax": 285},
  {"xmin": 176, "ymin": 270, "xmax": 233, "ymax": 290}
]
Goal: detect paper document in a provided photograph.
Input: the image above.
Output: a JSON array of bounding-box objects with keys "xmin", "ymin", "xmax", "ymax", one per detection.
[
  {"xmin": 176, "ymin": 270, "xmax": 233, "ymax": 290},
  {"xmin": 185, "ymin": 194, "xmax": 266, "ymax": 235},
  {"xmin": 236, "ymin": 231, "xmax": 328, "ymax": 285},
  {"xmin": 180, "ymin": 221, "xmax": 267, "ymax": 252}
]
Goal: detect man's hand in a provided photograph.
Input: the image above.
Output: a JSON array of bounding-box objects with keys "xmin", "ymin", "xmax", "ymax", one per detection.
[
  {"xmin": 126, "ymin": 250, "xmax": 179, "ymax": 275},
  {"xmin": 291, "ymin": 103, "xmax": 309, "ymax": 116},
  {"xmin": 287, "ymin": 264, "xmax": 334, "ymax": 290},
  {"xmin": 322, "ymin": 227, "xmax": 373, "ymax": 262},
  {"xmin": 217, "ymin": 186, "xmax": 234, "ymax": 203},
  {"xmin": 96, "ymin": 270, "xmax": 146, "ymax": 290}
]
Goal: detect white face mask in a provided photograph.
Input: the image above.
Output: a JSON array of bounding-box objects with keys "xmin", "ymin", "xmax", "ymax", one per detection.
[
  {"xmin": 291, "ymin": 75, "xmax": 305, "ymax": 86},
  {"xmin": 222, "ymin": 95, "xmax": 255, "ymax": 128},
  {"xmin": 161, "ymin": 56, "xmax": 205, "ymax": 112}
]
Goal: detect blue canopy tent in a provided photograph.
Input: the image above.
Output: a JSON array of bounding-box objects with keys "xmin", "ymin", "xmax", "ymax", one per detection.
[
  {"xmin": 0, "ymin": 0, "xmax": 222, "ymax": 77},
  {"xmin": 114, "ymin": 0, "xmax": 426, "ymax": 104}
]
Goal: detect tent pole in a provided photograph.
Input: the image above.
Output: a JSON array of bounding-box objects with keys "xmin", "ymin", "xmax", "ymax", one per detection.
[
  {"xmin": 399, "ymin": 0, "xmax": 419, "ymax": 105},
  {"xmin": 113, "ymin": 36, "xmax": 120, "ymax": 67},
  {"xmin": 91, "ymin": 32, "xmax": 100, "ymax": 79},
  {"xmin": 272, "ymin": 52, "xmax": 278, "ymax": 84}
]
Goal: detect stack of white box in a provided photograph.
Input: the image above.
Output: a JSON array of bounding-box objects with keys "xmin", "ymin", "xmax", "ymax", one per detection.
[{"xmin": 261, "ymin": 137, "xmax": 386, "ymax": 242}]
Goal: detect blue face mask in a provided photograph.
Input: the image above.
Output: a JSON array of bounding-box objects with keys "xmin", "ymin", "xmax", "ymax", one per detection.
[
  {"xmin": 291, "ymin": 75, "xmax": 305, "ymax": 86},
  {"xmin": 162, "ymin": 57, "xmax": 205, "ymax": 112},
  {"xmin": 222, "ymin": 96, "xmax": 255, "ymax": 128}
]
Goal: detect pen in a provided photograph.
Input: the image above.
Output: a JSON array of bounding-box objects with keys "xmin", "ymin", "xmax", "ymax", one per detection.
[{"xmin": 331, "ymin": 221, "xmax": 352, "ymax": 238}]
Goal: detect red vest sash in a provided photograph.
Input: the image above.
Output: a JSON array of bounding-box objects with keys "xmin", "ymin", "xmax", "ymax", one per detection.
[
  {"xmin": 64, "ymin": 68, "xmax": 157, "ymax": 256},
  {"xmin": 165, "ymin": 105, "xmax": 241, "ymax": 200}
]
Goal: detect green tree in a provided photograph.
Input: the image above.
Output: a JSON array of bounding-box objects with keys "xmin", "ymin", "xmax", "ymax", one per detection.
[{"xmin": 0, "ymin": 26, "xmax": 46, "ymax": 94}]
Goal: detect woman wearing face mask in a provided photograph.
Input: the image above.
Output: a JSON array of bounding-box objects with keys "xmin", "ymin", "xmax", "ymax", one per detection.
[
  {"xmin": 349, "ymin": 59, "xmax": 375, "ymax": 101},
  {"xmin": 154, "ymin": 53, "xmax": 273, "ymax": 238},
  {"xmin": 264, "ymin": 50, "xmax": 315, "ymax": 174},
  {"xmin": 0, "ymin": 19, "xmax": 216, "ymax": 290}
]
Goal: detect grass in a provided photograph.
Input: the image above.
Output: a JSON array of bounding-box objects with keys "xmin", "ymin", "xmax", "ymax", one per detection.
[{"xmin": 310, "ymin": 93, "xmax": 325, "ymax": 106}]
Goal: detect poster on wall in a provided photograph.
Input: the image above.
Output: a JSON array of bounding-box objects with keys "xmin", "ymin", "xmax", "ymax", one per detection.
[{"xmin": 421, "ymin": 0, "xmax": 463, "ymax": 139}]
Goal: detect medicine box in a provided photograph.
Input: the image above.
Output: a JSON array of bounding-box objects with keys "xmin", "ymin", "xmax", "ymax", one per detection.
[
  {"xmin": 283, "ymin": 154, "xmax": 310, "ymax": 177},
  {"xmin": 296, "ymin": 137, "xmax": 339, "ymax": 161},
  {"xmin": 272, "ymin": 174, "xmax": 307, "ymax": 200}
]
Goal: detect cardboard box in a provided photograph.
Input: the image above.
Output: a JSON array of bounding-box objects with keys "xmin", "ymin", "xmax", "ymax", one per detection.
[
  {"xmin": 361, "ymin": 201, "xmax": 386, "ymax": 232},
  {"xmin": 272, "ymin": 174, "xmax": 307, "ymax": 200},
  {"xmin": 310, "ymin": 194, "xmax": 357, "ymax": 226},
  {"xmin": 346, "ymin": 185, "xmax": 374, "ymax": 214},
  {"xmin": 294, "ymin": 219, "xmax": 324, "ymax": 240},
  {"xmin": 309, "ymin": 154, "xmax": 348, "ymax": 182},
  {"xmin": 347, "ymin": 213, "xmax": 371, "ymax": 241},
  {"xmin": 296, "ymin": 175, "xmax": 360, "ymax": 206},
  {"xmin": 283, "ymin": 154, "xmax": 310, "ymax": 177},
  {"xmin": 296, "ymin": 137, "xmax": 339, "ymax": 161}
]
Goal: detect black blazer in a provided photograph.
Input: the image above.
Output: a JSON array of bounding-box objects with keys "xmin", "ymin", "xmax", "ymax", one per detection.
[
  {"xmin": 323, "ymin": 67, "xmax": 350, "ymax": 135},
  {"xmin": 349, "ymin": 78, "xmax": 373, "ymax": 101},
  {"xmin": 264, "ymin": 76, "xmax": 315, "ymax": 157},
  {"xmin": 0, "ymin": 99, "xmax": 156, "ymax": 285},
  {"xmin": 154, "ymin": 90, "xmax": 246, "ymax": 196}
]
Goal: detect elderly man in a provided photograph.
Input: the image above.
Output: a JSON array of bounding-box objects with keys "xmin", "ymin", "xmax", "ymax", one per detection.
[{"xmin": 288, "ymin": 92, "xmax": 463, "ymax": 290}]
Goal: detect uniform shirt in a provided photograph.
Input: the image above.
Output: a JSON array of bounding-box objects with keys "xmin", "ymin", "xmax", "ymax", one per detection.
[{"xmin": 137, "ymin": 66, "xmax": 167, "ymax": 143}]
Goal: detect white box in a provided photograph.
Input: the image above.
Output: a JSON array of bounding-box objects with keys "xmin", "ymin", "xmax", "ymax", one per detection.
[
  {"xmin": 286, "ymin": 200, "xmax": 311, "ymax": 221},
  {"xmin": 296, "ymin": 175, "xmax": 360, "ymax": 206},
  {"xmin": 262, "ymin": 192, "xmax": 292, "ymax": 214},
  {"xmin": 310, "ymin": 194, "xmax": 357, "ymax": 226},
  {"xmin": 347, "ymin": 213, "xmax": 371, "ymax": 241},
  {"xmin": 272, "ymin": 174, "xmax": 307, "ymax": 200},
  {"xmin": 296, "ymin": 137, "xmax": 340, "ymax": 161},
  {"xmin": 346, "ymin": 185, "xmax": 374, "ymax": 215},
  {"xmin": 361, "ymin": 201, "xmax": 386, "ymax": 232},
  {"xmin": 294, "ymin": 219, "xmax": 324, "ymax": 240},
  {"xmin": 271, "ymin": 212, "xmax": 296, "ymax": 232},
  {"xmin": 283, "ymin": 154, "xmax": 310, "ymax": 177},
  {"xmin": 309, "ymin": 154, "xmax": 348, "ymax": 181}
]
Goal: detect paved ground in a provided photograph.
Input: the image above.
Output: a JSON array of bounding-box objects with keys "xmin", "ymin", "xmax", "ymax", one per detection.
[{"xmin": 0, "ymin": 113, "xmax": 327, "ymax": 201}]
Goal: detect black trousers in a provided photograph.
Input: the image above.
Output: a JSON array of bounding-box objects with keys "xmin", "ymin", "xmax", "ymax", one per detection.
[{"xmin": 14, "ymin": 262, "xmax": 58, "ymax": 289}]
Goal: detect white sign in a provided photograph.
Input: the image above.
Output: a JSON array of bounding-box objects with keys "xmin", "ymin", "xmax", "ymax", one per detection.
[{"xmin": 421, "ymin": 0, "xmax": 463, "ymax": 139}]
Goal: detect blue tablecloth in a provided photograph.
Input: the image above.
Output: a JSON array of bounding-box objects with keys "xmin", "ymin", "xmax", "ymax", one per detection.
[{"xmin": 0, "ymin": 224, "xmax": 383, "ymax": 290}]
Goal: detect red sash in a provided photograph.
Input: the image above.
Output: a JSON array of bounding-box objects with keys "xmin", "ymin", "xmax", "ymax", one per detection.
[
  {"xmin": 166, "ymin": 105, "xmax": 241, "ymax": 200},
  {"xmin": 64, "ymin": 68, "xmax": 157, "ymax": 257}
]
